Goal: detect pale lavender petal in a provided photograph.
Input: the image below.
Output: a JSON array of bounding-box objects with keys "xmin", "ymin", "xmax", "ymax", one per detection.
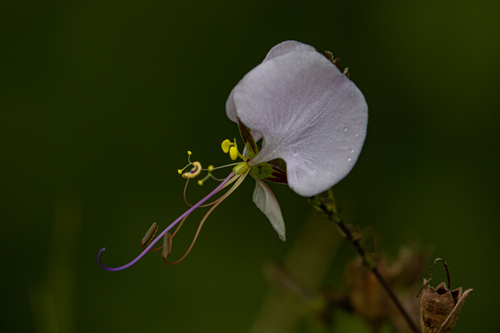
[
  {"xmin": 226, "ymin": 40, "xmax": 315, "ymax": 130},
  {"xmin": 261, "ymin": 40, "xmax": 316, "ymax": 63},
  {"xmin": 225, "ymin": 88, "xmax": 238, "ymax": 123},
  {"xmin": 231, "ymin": 42, "xmax": 368, "ymax": 197},
  {"xmin": 226, "ymin": 89, "xmax": 262, "ymax": 142},
  {"xmin": 252, "ymin": 178, "xmax": 285, "ymax": 241}
]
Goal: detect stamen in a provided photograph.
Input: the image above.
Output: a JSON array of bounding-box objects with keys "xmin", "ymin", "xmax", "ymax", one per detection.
[
  {"xmin": 229, "ymin": 146, "xmax": 238, "ymax": 161},
  {"xmin": 161, "ymin": 232, "xmax": 173, "ymax": 260},
  {"xmin": 177, "ymin": 151, "xmax": 194, "ymax": 174},
  {"xmin": 221, "ymin": 138, "xmax": 245, "ymax": 161},
  {"xmin": 140, "ymin": 225, "xmax": 165, "ymax": 252},
  {"xmin": 202, "ymin": 163, "xmax": 241, "ymax": 182},
  {"xmin": 221, "ymin": 139, "xmax": 232, "ymax": 153},
  {"xmin": 142, "ymin": 214, "xmax": 190, "ymax": 253},
  {"xmin": 182, "ymin": 178, "xmax": 190, "ymax": 206},
  {"xmin": 209, "ymin": 163, "xmax": 240, "ymax": 171},
  {"xmin": 171, "ymin": 215, "xmax": 189, "ymax": 237},
  {"xmin": 197, "ymin": 165, "xmax": 214, "ymax": 186},
  {"xmin": 98, "ymin": 171, "xmax": 236, "ymax": 272},
  {"xmin": 209, "ymin": 174, "xmax": 227, "ymax": 182},
  {"xmin": 141, "ymin": 222, "xmax": 158, "ymax": 247},
  {"xmin": 164, "ymin": 171, "xmax": 249, "ymax": 265},
  {"xmin": 183, "ymin": 171, "xmax": 242, "ymax": 208}
]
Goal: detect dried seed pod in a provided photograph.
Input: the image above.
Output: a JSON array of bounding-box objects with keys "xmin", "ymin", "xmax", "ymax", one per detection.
[{"xmin": 419, "ymin": 260, "xmax": 473, "ymax": 333}]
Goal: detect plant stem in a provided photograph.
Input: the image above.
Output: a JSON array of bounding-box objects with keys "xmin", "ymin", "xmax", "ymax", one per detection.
[{"xmin": 313, "ymin": 189, "xmax": 420, "ymax": 333}]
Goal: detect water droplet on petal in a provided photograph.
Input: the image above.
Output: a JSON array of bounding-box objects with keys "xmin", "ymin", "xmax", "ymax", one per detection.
[
  {"xmin": 344, "ymin": 127, "xmax": 348, "ymax": 132},
  {"xmin": 329, "ymin": 139, "xmax": 333, "ymax": 143},
  {"xmin": 351, "ymin": 149, "xmax": 355, "ymax": 153},
  {"xmin": 347, "ymin": 157, "xmax": 352, "ymax": 162},
  {"xmin": 293, "ymin": 151, "xmax": 298, "ymax": 156},
  {"xmin": 355, "ymin": 133, "xmax": 359, "ymax": 137}
]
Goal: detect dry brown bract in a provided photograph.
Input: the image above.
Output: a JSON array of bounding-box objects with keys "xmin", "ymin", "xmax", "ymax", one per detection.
[{"xmin": 420, "ymin": 279, "xmax": 472, "ymax": 333}]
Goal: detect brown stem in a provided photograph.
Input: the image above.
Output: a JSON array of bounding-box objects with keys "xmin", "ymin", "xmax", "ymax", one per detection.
[{"xmin": 315, "ymin": 190, "xmax": 420, "ymax": 333}]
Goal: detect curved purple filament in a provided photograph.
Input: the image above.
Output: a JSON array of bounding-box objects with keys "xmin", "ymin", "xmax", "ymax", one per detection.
[{"xmin": 98, "ymin": 172, "xmax": 235, "ymax": 271}]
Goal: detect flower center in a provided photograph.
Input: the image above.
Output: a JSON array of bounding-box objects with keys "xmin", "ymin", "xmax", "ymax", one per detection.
[{"xmin": 221, "ymin": 138, "xmax": 252, "ymax": 175}]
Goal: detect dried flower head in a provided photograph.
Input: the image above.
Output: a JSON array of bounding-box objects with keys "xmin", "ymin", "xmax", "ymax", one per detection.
[
  {"xmin": 420, "ymin": 279, "xmax": 472, "ymax": 333},
  {"xmin": 419, "ymin": 259, "xmax": 473, "ymax": 333}
]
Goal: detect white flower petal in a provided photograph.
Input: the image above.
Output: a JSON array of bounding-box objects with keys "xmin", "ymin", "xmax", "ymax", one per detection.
[
  {"xmin": 225, "ymin": 88, "xmax": 238, "ymax": 124},
  {"xmin": 252, "ymin": 178, "xmax": 286, "ymax": 241},
  {"xmin": 227, "ymin": 90, "xmax": 263, "ymax": 142},
  {"xmin": 230, "ymin": 41, "xmax": 368, "ymax": 197},
  {"xmin": 262, "ymin": 40, "xmax": 317, "ymax": 63},
  {"xmin": 226, "ymin": 40, "xmax": 316, "ymax": 124}
]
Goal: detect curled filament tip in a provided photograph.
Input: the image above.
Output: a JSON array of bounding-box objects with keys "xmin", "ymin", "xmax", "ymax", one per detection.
[{"xmin": 97, "ymin": 172, "xmax": 235, "ymax": 272}]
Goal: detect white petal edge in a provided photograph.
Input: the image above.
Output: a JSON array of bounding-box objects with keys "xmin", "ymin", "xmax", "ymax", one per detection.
[
  {"xmin": 233, "ymin": 46, "xmax": 368, "ymax": 197},
  {"xmin": 262, "ymin": 40, "xmax": 317, "ymax": 63},
  {"xmin": 252, "ymin": 178, "xmax": 286, "ymax": 241},
  {"xmin": 226, "ymin": 40, "xmax": 316, "ymax": 123}
]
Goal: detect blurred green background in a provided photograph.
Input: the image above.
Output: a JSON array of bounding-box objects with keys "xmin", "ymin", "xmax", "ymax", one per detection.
[{"xmin": 1, "ymin": 0, "xmax": 499, "ymax": 332}]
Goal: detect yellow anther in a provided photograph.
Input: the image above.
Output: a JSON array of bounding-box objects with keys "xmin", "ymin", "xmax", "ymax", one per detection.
[
  {"xmin": 222, "ymin": 139, "xmax": 241, "ymax": 161},
  {"xmin": 221, "ymin": 139, "xmax": 232, "ymax": 153},
  {"xmin": 197, "ymin": 180, "xmax": 203, "ymax": 186},
  {"xmin": 182, "ymin": 161, "xmax": 202, "ymax": 179},
  {"xmin": 229, "ymin": 146, "xmax": 238, "ymax": 161},
  {"xmin": 177, "ymin": 169, "xmax": 183, "ymax": 174},
  {"xmin": 208, "ymin": 165, "xmax": 214, "ymax": 171},
  {"xmin": 187, "ymin": 151, "xmax": 192, "ymax": 156}
]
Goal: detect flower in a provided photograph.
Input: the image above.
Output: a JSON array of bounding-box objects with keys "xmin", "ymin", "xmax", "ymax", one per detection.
[{"xmin": 98, "ymin": 40, "xmax": 368, "ymax": 271}]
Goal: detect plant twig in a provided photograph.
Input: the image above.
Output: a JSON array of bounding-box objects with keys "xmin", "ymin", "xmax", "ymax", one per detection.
[{"xmin": 310, "ymin": 189, "xmax": 420, "ymax": 333}]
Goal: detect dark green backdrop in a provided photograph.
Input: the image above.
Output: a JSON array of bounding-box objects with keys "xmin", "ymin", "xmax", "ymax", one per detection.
[{"xmin": 1, "ymin": 1, "xmax": 498, "ymax": 332}]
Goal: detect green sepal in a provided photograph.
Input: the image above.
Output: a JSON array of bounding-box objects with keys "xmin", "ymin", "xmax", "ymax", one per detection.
[
  {"xmin": 237, "ymin": 118, "xmax": 258, "ymax": 159},
  {"xmin": 250, "ymin": 161, "xmax": 288, "ymax": 185}
]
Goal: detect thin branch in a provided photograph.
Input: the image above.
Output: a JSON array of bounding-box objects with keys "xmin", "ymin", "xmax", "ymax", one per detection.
[{"xmin": 311, "ymin": 189, "xmax": 420, "ymax": 333}]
